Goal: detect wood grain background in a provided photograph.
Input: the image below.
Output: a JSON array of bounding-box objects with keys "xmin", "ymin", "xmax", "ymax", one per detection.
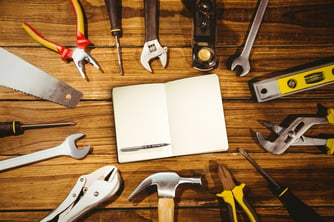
[{"xmin": 0, "ymin": 0, "xmax": 333, "ymax": 221}]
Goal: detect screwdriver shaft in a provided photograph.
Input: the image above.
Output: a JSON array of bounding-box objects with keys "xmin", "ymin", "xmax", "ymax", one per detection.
[
  {"xmin": 114, "ymin": 35, "xmax": 123, "ymax": 75},
  {"xmin": 22, "ymin": 122, "xmax": 76, "ymax": 130},
  {"xmin": 238, "ymin": 148, "xmax": 280, "ymax": 188},
  {"xmin": 0, "ymin": 121, "xmax": 76, "ymax": 138}
]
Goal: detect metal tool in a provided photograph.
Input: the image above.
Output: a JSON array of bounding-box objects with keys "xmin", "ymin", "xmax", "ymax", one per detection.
[
  {"xmin": 105, "ymin": 0, "xmax": 124, "ymax": 75},
  {"xmin": 41, "ymin": 165, "xmax": 121, "ymax": 222},
  {"xmin": 259, "ymin": 120, "xmax": 334, "ymax": 155},
  {"xmin": 216, "ymin": 164, "xmax": 258, "ymax": 222},
  {"xmin": 251, "ymin": 61, "xmax": 334, "ymax": 102},
  {"xmin": 239, "ymin": 148, "xmax": 324, "ymax": 222},
  {"xmin": 256, "ymin": 108, "xmax": 334, "ymax": 154},
  {"xmin": 192, "ymin": 0, "xmax": 218, "ymax": 71},
  {"xmin": 140, "ymin": 0, "xmax": 168, "ymax": 73},
  {"xmin": 0, "ymin": 121, "xmax": 75, "ymax": 138},
  {"xmin": 128, "ymin": 172, "xmax": 202, "ymax": 222},
  {"xmin": 0, "ymin": 133, "xmax": 91, "ymax": 172},
  {"xmin": 22, "ymin": 0, "xmax": 103, "ymax": 81},
  {"xmin": 0, "ymin": 48, "xmax": 83, "ymax": 108},
  {"xmin": 230, "ymin": 0, "xmax": 269, "ymax": 76}
]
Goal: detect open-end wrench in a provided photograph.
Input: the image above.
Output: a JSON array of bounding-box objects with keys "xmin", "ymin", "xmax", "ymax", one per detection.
[
  {"xmin": 140, "ymin": 0, "xmax": 168, "ymax": 73},
  {"xmin": 0, "ymin": 133, "xmax": 91, "ymax": 172},
  {"xmin": 230, "ymin": 0, "xmax": 269, "ymax": 77}
]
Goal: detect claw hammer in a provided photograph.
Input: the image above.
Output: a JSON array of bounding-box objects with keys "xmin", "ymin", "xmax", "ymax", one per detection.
[{"xmin": 128, "ymin": 172, "xmax": 202, "ymax": 222}]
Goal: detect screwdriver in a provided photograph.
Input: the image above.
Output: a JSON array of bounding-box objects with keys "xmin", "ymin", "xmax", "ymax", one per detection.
[
  {"xmin": 0, "ymin": 121, "xmax": 76, "ymax": 138},
  {"xmin": 105, "ymin": 0, "xmax": 123, "ymax": 75},
  {"xmin": 238, "ymin": 148, "xmax": 324, "ymax": 222}
]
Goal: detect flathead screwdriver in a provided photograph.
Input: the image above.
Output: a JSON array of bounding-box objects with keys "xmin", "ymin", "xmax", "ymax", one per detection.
[
  {"xmin": 239, "ymin": 148, "xmax": 323, "ymax": 222},
  {"xmin": 0, "ymin": 121, "xmax": 76, "ymax": 138},
  {"xmin": 105, "ymin": 0, "xmax": 123, "ymax": 75}
]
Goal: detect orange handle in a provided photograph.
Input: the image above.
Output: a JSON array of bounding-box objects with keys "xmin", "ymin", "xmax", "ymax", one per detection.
[{"xmin": 22, "ymin": 22, "xmax": 72, "ymax": 60}]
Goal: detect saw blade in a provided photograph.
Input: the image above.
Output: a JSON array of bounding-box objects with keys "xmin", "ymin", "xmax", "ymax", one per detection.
[{"xmin": 0, "ymin": 48, "xmax": 82, "ymax": 108}]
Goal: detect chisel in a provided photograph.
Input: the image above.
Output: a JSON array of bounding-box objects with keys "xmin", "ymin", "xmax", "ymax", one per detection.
[
  {"xmin": 239, "ymin": 148, "xmax": 324, "ymax": 222},
  {"xmin": 105, "ymin": 0, "xmax": 123, "ymax": 75}
]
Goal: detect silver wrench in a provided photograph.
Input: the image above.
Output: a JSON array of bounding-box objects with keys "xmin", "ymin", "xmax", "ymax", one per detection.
[
  {"xmin": 230, "ymin": 0, "xmax": 269, "ymax": 77},
  {"xmin": 140, "ymin": 0, "xmax": 168, "ymax": 73},
  {"xmin": 0, "ymin": 133, "xmax": 91, "ymax": 172}
]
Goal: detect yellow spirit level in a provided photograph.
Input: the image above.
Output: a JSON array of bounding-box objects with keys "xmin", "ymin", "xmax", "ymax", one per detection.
[{"xmin": 252, "ymin": 61, "xmax": 334, "ymax": 102}]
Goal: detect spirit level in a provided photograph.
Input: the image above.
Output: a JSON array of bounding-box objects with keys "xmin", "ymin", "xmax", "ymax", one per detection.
[{"xmin": 252, "ymin": 61, "xmax": 334, "ymax": 102}]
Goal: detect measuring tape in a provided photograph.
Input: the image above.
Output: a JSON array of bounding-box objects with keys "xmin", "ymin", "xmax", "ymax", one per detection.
[{"xmin": 252, "ymin": 61, "xmax": 334, "ymax": 102}]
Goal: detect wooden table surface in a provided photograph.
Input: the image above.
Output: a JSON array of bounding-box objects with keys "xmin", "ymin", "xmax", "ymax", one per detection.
[{"xmin": 1, "ymin": 0, "xmax": 334, "ymax": 221}]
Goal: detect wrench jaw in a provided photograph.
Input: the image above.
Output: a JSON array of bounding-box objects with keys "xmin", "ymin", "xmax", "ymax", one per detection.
[
  {"xmin": 140, "ymin": 39, "xmax": 168, "ymax": 73},
  {"xmin": 255, "ymin": 132, "xmax": 287, "ymax": 154},
  {"xmin": 64, "ymin": 133, "xmax": 91, "ymax": 159},
  {"xmin": 230, "ymin": 55, "xmax": 251, "ymax": 77}
]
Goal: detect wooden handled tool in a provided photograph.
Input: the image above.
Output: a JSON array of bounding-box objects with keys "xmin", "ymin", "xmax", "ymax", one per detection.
[{"xmin": 128, "ymin": 172, "xmax": 202, "ymax": 222}]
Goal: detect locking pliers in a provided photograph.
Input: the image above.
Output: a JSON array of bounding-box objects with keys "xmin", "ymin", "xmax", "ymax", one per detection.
[{"xmin": 41, "ymin": 165, "xmax": 121, "ymax": 222}]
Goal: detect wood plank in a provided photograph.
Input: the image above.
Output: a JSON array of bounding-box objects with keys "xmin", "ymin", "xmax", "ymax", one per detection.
[
  {"xmin": 0, "ymin": 47, "xmax": 333, "ymax": 100},
  {"xmin": 0, "ymin": 0, "xmax": 334, "ymax": 221},
  {"xmin": 0, "ymin": 0, "xmax": 333, "ymax": 47},
  {"xmin": 1, "ymin": 100, "xmax": 333, "ymax": 155}
]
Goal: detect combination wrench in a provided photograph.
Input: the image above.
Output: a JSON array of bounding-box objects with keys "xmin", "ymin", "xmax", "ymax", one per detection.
[
  {"xmin": 0, "ymin": 133, "xmax": 91, "ymax": 172},
  {"xmin": 230, "ymin": 0, "xmax": 269, "ymax": 77},
  {"xmin": 140, "ymin": 0, "xmax": 168, "ymax": 73}
]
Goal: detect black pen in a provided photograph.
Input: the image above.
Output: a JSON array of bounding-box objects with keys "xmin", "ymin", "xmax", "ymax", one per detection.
[{"xmin": 120, "ymin": 143, "xmax": 170, "ymax": 152}]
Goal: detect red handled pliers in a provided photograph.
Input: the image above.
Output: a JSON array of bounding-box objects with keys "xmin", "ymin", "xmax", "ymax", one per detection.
[{"xmin": 22, "ymin": 0, "xmax": 103, "ymax": 81}]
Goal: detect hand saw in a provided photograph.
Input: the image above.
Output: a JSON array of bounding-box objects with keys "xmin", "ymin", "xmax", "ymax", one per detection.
[
  {"xmin": 0, "ymin": 48, "xmax": 82, "ymax": 108},
  {"xmin": 251, "ymin": 61, "xmax": 334, "ymax": 102}
]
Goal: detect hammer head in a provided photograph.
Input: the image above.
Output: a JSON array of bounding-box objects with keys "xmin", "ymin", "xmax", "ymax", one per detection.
[{"xmin": 128, "ymin": 172, "xmax": 202, "ymax": 200}]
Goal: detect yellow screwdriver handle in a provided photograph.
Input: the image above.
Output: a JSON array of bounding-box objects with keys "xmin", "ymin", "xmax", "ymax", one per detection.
[
  {"xmin": 217, "ymin": 191, "xmax": 238, "ymax": 222},
  {"xmin": 232, "ymin": 184, "xmax": 258, "ymax": 222}
]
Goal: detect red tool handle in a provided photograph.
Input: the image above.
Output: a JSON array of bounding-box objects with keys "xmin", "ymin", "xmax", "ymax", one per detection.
[
  {"xmin": 70, "ymin": 0, "xmax": 91, "ymax": 49},
  {"xmin": 22, "ymin": 22, "xmax": 73, "ymax": 60}
]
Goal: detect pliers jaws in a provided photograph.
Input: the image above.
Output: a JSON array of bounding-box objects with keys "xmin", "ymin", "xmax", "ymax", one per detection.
[
  {"xmin": 41, "ymin": 165, "xmax": 121, "ymax": 222},
  {"xmin": 72, "ymin": 48, "xmax": 103, "ymax": 80},
  {"xmin": 256, "ymin": 108, "xmax": 334, "ymax": 154}
]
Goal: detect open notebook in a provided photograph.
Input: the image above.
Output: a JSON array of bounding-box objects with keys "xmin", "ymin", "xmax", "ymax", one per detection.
[{"xmin": 112, "ymin": 74, "xmax": 228, "ymax": 163}]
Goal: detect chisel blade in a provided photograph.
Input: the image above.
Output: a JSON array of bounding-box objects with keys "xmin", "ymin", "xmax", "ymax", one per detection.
[{"xmin": 0, "ymin": 48, "xmax": 82, "ymax": 108}]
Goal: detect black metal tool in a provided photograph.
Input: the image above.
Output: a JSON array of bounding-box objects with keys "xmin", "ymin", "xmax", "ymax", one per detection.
[
  {"xmin": 105, "ymin": 0, "xmax": 124, "ymax": 75},
  {"xmin": 0, "ymin": 121, "xmax": 75, "ymax": 138},
  {"xmin": 239, "ymin": 148, "xmax": 324, "ymax": 222},
  {"xmin": 192, "ymin": 0, "xmax": 217, "ymax": 71}
]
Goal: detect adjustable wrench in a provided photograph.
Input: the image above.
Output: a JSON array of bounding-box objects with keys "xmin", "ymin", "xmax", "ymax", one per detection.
[
  {"xmin": 230, "ymin": 0, "xmax": 269, "ymax": 77},
  {"xmin": 140, "ymin": 0, "xmax": 168, "ymax": 73},
  {"xmin": 0, "ymin": 133, "xmax": 91, "ymax": 172}
]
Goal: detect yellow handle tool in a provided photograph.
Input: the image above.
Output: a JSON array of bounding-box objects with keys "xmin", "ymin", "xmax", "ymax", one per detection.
[
  {"xmin": 217, "ymin": 164, "xmax": 258, "ymax": 222},
  {"xmin": 232, "ymin": 184, "xmax": 258, "ymax": 222},
  {"xmin": 70, "ymin": 0, "xmax": 89, "ymax": 49},
  {"xmin": 252, "ymin": 61, "xmax": 334, "ymax": 102},
  {"xmin": 217, "ymin": 191, "xmax": 238, "ymax": 222}
]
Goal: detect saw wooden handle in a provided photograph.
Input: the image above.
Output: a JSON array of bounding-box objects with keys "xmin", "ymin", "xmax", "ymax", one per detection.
[{"xmin": 158, "ymin": 197, "xmax": 174, "ymax": 222}]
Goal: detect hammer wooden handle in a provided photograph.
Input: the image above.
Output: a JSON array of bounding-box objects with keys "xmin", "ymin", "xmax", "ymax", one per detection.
[{"xmin": 158, "ymin": 197, "xmax": 174, "ymax": 222}]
